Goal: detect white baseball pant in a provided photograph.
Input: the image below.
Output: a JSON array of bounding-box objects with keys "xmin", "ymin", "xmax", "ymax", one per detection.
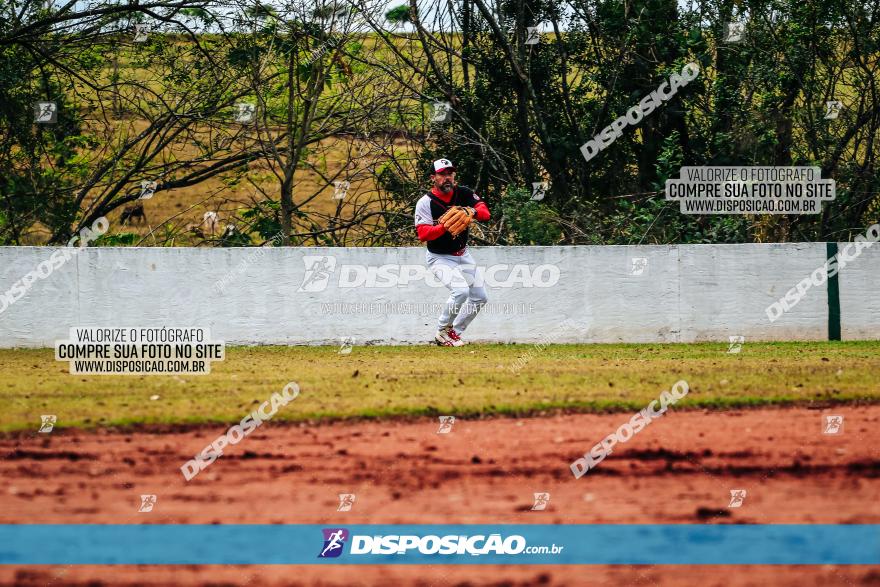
[{"xmin": 426, "ymin": 249, "xmax": 488, "ymax": 332}]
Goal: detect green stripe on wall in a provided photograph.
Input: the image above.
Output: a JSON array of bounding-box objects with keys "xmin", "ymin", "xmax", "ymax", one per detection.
[{"xmin": 826, "ymin": 242, "xmax": 841, "ymax": 341}]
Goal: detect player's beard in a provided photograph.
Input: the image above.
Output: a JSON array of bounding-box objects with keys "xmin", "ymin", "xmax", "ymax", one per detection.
[{"xmin": 440, "ymin": 179, "xmax": 454, "ymax": 192}]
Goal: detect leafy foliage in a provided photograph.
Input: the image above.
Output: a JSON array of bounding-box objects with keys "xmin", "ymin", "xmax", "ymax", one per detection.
[
  {"xmin": 499, "ymin": 187, "xmax": 563, "ymax": 245},
  {"xmin": 390, "ymin": 0, "xmax": 880, "ymax": 244},
  {"xmin": 2, "ymin": 0, "xmax": 879, "ymax": 247}
]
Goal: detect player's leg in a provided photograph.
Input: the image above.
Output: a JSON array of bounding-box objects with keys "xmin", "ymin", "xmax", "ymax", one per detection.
[
  {"xmin": 450, "ymin": 253, "xmax": 488, "ymax": 337},
  {"xmin": 426, "ymin": 252, "xmax": 468, "ymax": 346}
]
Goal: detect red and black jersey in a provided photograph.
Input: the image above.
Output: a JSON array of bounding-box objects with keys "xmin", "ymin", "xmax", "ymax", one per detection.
[{"xmin": 414, "ymin": 186, "xmax": 490, "ymax": 254}]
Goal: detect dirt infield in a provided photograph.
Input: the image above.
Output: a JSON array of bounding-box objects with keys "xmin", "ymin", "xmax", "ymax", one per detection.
[{"xmin": 2, "ymin": 404, "xmax": 879, "ymax": 585}]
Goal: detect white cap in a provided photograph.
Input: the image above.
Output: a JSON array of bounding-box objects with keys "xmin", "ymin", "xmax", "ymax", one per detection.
[{"xmin": 432, "ymin": 158, "xmax": 456, "ymax": 173}]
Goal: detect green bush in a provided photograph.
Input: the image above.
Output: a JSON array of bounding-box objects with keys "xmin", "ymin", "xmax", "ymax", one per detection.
[{"xmin": 500, "ymin": 187, "xmax": 563, "ymax": 245}]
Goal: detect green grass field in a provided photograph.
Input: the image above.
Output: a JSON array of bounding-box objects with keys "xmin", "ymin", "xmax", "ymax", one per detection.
[{"xmin": 1, "ymin": 341, "xmax": 879, "ymax": 432}]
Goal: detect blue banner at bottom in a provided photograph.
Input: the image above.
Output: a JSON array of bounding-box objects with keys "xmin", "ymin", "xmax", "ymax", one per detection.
[{"xmin": 0, "ymin": 525, "xmax": 877, "ymax": 565}]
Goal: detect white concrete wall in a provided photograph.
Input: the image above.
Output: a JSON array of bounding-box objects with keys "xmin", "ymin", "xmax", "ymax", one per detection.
[
  {"xmin": 0, "ymin": 244, "xmax": 875, "ymax": 348},
  {"xmin": 839, "ymin": 245, "xmax": 880, "ymax": 339}
]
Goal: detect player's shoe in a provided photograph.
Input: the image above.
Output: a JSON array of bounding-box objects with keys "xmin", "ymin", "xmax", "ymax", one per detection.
[
  {"xmin": 446, "ymin": 328, "xmax": 467, "ymax": 346},
  {"xmin": 435, "ymin": 328, "xmax": 463, "ymax": 347}
]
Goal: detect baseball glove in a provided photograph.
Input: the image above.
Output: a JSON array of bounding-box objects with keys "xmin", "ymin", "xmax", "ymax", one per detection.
[{"xmin": 438, "ymin": 206, "xmax": 475, "ymax": 237}]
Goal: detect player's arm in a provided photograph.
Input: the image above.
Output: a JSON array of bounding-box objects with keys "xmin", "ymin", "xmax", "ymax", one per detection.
[
  {"xmin": 417, "ymin": 223, "xmax": 446, "ymax": 241},
  {"xmin": 461, "ymin": 187, "xmax": 490, "ymax": 221},
  {"xmin": 414, "ymin": 196, "xmax": 446, "ymax": 241},
  {"xmin": 470, "ymin": 201, "xmax": 490, "ymax": 221}
]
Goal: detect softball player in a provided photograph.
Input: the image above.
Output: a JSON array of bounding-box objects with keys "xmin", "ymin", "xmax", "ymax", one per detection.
[{"xmin": 414, "ymin": 159, "xmax": 491, "ymax": 346}]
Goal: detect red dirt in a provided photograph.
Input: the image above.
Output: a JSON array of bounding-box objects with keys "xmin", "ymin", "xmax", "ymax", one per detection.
[{"xmin": 2, "ymin": 405, "xmax": 879, "ymax": 585}]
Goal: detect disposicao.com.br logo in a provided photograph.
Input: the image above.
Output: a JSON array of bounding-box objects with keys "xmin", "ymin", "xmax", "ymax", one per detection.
[
  {"xmin": 298, "ymin": 256, "xmax": 560, "ymax": 292},
  {"xmin": 317, "ymin": 528, "xmax": 564, "ymax": 558}
]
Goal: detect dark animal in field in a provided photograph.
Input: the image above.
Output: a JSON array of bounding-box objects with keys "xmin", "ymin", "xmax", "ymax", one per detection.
[{"xmin": 120, "ymin": 204, "xmax": 147, "ymax": 225}]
